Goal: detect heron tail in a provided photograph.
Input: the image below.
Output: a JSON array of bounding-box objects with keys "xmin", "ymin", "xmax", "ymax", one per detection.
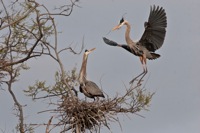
[{"xmin": 149, "ymin": 53, "xmax": 160, "ymax": 60}]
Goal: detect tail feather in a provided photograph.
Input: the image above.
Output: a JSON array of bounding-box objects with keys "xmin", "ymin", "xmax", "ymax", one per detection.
[{"xmin": 149, "ymin": 53, "xmax": 160, "ymax": 60}]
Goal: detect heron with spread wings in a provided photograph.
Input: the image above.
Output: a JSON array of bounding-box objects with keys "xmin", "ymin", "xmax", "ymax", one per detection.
[
  {"xmin": 103, "ymin": 5, "xmax": 167, "ymax": 85},
  {"xmin": 78, "ymin": 48, "xmax": 105, "ymax": 100}
]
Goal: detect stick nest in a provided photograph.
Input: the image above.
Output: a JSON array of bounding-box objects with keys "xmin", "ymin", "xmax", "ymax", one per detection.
[{"xmin": 57, "ymin": 86, "xmax": 153, "ymax": 132}]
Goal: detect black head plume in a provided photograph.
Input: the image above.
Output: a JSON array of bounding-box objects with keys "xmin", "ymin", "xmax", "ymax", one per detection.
[
  {"xmin": 119, "ymin": 13, "xmax": 127, "ymax": 24},
  {"xmin": 119, "ymin": 17, "xmax": 124, "ymax": 24},
  {"xmin": 85, "ymin": 49, "xmax": 88, "ymax": 52}
]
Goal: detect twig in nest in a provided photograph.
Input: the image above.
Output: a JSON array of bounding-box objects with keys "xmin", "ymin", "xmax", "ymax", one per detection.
[{"xmin": 53, "ymin": 85, "xmax": 153, "ymax": 132}]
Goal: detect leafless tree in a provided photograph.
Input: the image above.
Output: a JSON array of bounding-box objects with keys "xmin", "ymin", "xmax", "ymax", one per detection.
[
  {"xmin": 0, "ymin": 0, "xmax": 81, "ymax": 132},
  {"xmin": 0, "ymin": 0, "xmax": 154, "ymax": 133}
]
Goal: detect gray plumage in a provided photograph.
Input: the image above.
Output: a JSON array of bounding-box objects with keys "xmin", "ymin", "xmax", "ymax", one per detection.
[
  {"xmin": 103, "ymin": 5, "xmax": 167, "ymax": 84},
  {"xmin": 139, "ymin": 5, "xmax": 167, "ymax": 52},
  {"xmin": 80, "ymin": 81, "xmax": 105, "ymax": 99},
  {"xmin": 78, "ymin": 48, "xmax": 105, "ymax": 100}
]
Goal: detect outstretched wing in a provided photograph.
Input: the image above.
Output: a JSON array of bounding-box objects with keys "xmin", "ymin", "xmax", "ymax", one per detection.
[
  {"xmin": 138, "ymin": 5, "xmax": 167, "ymax": 52},
  {"xmin": 103, "ymin": 37, "xmax": 132, "ymax": 52}
]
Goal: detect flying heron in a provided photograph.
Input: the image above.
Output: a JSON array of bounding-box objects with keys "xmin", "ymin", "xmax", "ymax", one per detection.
[
  {"xmin": 78, "ymin": 48, "xmax": 105, "ymax": 100},
  {"xmin": 103, "ymin": 5, "xmax": 167, "ymax": 85}
]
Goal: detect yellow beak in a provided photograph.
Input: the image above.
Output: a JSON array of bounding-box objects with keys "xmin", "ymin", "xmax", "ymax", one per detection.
[
  {"xmin": 89, "ymin": 48, "xmax": 96, "ymax": 52},
  {"xmin": 112, "ymin": 25, "xmax": 121, "ymax": 31}
]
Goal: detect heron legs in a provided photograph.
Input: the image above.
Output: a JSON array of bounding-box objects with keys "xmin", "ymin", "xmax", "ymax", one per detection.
[
  {"xmin": 137, "ymin": 63, "xmax": 147, "ymax": 85},
  {"xmin": 129, "ymin": 69, "xmax": 145, "ymax": 84},
  {"xmin": 129, "ymin": 56, "xmax": 147, "ymax": 85}
]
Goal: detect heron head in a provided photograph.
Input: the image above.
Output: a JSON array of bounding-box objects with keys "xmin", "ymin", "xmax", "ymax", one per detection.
[
  {"xmin": 112, "ymin": 17, "xmax": 127, "ymax": 31},
  {"xmin": 84, "ymin": 48, "xmax": 96, "ymax": 55}
]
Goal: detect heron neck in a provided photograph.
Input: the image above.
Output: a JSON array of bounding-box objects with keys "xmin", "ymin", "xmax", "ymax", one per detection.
[
  {"xmin": 79, "ymin": 54, "xmax": 88, "ymax": 83},
  {"xmin": 125, "ymin": 22, "xmax": 134, "ymax": 45}
]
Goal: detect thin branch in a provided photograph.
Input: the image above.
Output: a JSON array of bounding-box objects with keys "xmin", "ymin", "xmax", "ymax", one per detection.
[
  {"xmin": 7, "ymin": 74, "xmax": 25, "ymax": 133},
  {"xmin": 33, "ymin": 92, "xmax": 68, "ymax": 100},
  {"xmin": 0, "ymin": 25, "xmax": 43, "ymax": 69},
  {"xmin": 49, "ymin": 11, "xmax": 76, "ymax": 99},
  {"xmin": 0, "ymin": 2, "xmax": 37, "ymax": 31},
  {"xmin": 58, "ymin": 46, "xmax": 82, "ymax": 55},
  {"xmin": 45, "ymin": 116, "xmax": 53, "ymax": 133}
]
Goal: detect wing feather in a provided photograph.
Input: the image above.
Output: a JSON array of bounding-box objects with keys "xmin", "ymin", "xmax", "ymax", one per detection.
[
  {"xmin": 85, "ymin": 81, "xmax": 104, "ymax": 97},
  {"xmin": 139, "ymin": 5, "xmax": 167, "ymax": 52}
]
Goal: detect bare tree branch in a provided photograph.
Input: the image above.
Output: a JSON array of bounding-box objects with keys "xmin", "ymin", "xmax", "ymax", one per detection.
[
  {"xmin": 45, "ymin": 116, "xmax": 53, "ymax": 133},
  {"xmin": 0, "ymin": 1, "xmax": 37, "ymax": 31}
]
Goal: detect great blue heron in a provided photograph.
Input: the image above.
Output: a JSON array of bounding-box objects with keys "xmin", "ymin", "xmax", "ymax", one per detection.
[
  {"xmin": 78, "ymin": 48, "xmax": 105, "ymax": 100},
  {"xmin": 103, "ymin": 5, "xmax": 167, "ymax": 85}
]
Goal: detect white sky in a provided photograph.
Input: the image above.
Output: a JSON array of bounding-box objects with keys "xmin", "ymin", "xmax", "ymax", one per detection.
[{"xmin": 1, "ymin": 0, "xmax": 200, "ymax": 133}]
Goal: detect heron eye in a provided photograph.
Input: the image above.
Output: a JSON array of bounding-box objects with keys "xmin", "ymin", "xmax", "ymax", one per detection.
[{"xmin": 119, "ymin": 18, "xmax": 124, "ymax": 24}]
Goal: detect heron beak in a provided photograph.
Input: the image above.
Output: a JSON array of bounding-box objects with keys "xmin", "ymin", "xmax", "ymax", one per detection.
[
  {"xmin": 112, "ymin": 25, "xmax": 120, "ymax": 31},
  {"xmin": 89, "ymin": 48, "xmax": 96, "ymax": 53}
]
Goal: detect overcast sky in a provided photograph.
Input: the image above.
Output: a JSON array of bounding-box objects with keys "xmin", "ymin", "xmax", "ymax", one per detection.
[{"xmin": 1, "ymin": 0, "xmax": 200, "ymax": 133}]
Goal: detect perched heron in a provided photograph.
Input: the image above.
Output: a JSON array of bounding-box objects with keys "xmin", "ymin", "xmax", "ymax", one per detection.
[
  {"xmin": 103, "ymin": 5, "xmax": 167, "ymax": 85},
  {"xmin": 78, "ymin": 48, "xmax": 105, "ymax": 100}
]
